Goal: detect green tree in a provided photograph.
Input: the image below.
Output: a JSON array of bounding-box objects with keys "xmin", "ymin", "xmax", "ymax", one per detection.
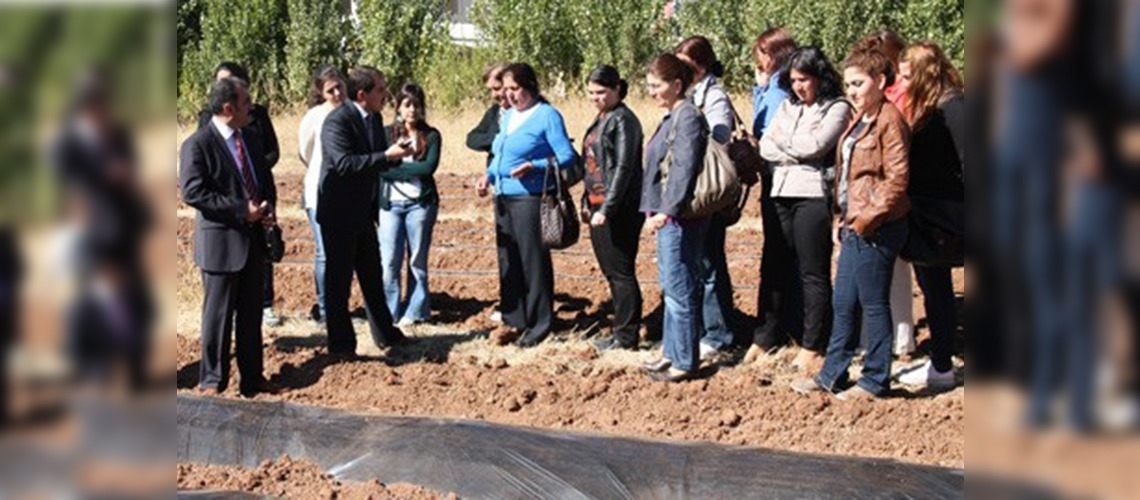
[{"xmin": 356, "ymin": 0, "xmax": 450, "ymax": 89}]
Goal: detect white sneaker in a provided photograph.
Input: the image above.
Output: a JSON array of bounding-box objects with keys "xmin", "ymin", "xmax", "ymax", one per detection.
[
  {"xmin": 698, "ymin": 342, "xmax": 719, "ymax": 362},
  {"xmin": 489, "ymin": 311, "xmax": 503, "ymax": 324},
  {"xmin": 263, "ymin": 307, "xmax": 283, "ymax": 327},
  {"xmin": 897, "ymin": 360, "xmax": 955, "ymax": 389},
  {"xmin": 396, "ymin": 317, "xmax": 416, "ymax": 328}
]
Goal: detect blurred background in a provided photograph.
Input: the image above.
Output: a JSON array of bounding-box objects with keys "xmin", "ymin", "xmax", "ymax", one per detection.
[
  {"xmin": 0, "ymin": 1, "xmax": 173, "ymax": 498},
  {"xmin": 2, "ymin": 0, "xmax": 1140, "ymax": 497}
]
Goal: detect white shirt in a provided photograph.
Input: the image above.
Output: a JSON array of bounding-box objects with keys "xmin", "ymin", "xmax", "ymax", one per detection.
[
  {"xmin": 211, "ymin": 116, "xmax": 257, "ymax": 192},
  {"xmin": 389, "ymin": 134, "xmax": 422, "ymax": 202},
  {"xmin": 300, "ymin": 104, "xmax": 335, "ymax": 210},
  {"xmin": 506, "ymin": 104, "xmax": 538, "ymax": 134}
]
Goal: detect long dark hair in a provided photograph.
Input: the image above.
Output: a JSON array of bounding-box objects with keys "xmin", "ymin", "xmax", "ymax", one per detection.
[
  {"xmin": 586, "ymin": 64, "xmax": 628, "ymax": 101},
  {"xmin": 502, "ymin": 63, "xmax": 545, "ymax": 103},
  {"xmin": 307, "ymin": 65, "xmax": 344, "ymax": 108},
  {"xmin": 390, "ymin": 82, "xmax": 431, "ymax": 161},
  {"xmin": 779, "ymin": 46, "xmax": 843, "ymax": 105},
  {"xmin": 674, "ymin": 36, "xmax": 725, "ymax": 78}
]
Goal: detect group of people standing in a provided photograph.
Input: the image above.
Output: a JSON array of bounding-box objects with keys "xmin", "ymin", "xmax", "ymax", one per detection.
[{"xmin": 181, "ymin": 27, "xmax": 963, "ymax": 400}]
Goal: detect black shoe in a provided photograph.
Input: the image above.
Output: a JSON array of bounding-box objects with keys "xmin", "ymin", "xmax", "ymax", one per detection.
[
  {"xmin": 592, "ymin": 336, "xmax": 637, "ymax": 352},
  {"xmin": 641, "ymin": 358, "xmax": 671, "ymax": 373},
  {"xmin": 515, "ymin": 330, "xmax": 548, "ymax": 348},
  {"xmin": 649, "ymin": 369, "xmax": 697, "ymax": 383}
]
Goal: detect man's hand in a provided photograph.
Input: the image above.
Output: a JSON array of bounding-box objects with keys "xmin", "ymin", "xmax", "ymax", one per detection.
[
  {"xmin": 475, "ymin": 176, "xmax": 491, "ymax": 198},
  {"xmin": 260, "ymin": 203, "xmax": 276, "ymax": 228},
  {"xmin": 246, "ymin": 200, "xmax": 268, "ymax": 224},
  {"xmin": 384, "ymin": 142, "xmax": 412, "ymax": 160}
]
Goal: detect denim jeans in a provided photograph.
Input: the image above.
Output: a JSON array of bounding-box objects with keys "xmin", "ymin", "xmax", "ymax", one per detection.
[
  {"xmin": 816, "ymin": 218, "xmax": 907, "ymax": 396},
  {"xmin": 657, "ymin": 216, "xmax": 709, "ymax": 372},
  {"xmin": 306, "ymin": 208, "xmax": 326, "ymax": 320},
  {"xmin": 378, "ymin": 201, "xmax": 438, "ymax": 322},
  {"xmin": 699, "ymin": 216, "xmax": 736, "ymax": 349}
]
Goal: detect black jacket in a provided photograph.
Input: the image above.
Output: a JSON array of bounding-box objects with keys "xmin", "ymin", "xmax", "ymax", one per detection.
[
  {"xmin": 198, "ymin": 104, "xmax": 280, "ymax": 169},
  {"xmin": 580, "ymin": 103, "xmax": 644, "ymax": 217},
  {"xmin": 179, "ymin": 121, "xmax": 276, "ymax": 273},
  {"xmin": 465, "ymin": 104, "xmax": 501, "ymax": 166},
  {"xmin": 317, "ymin": 103, "xmax": 395, "ymax": 230},
  {"xmin": 908, "ymin": 94, "xmax": 964, "ymax": 202}
]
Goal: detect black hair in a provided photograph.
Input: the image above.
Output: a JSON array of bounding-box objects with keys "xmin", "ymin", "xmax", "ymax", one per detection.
[
  {"xmin": 586, "ymin": 64, "xmax": 628, "ymax": 101},
  {"xmin": 502, "ymin": 63, "xmax": 545, "ymax": 102},
  {"xmin": 346, "ymin": 66, "xmax": 383, "ymax": 102},
  {"xmin": 206, "ymin": 77, "xmax": 247, "ymax": 115},
  {"xmin": 214, "ymin": 61, "xmax": 250, "ymax": 84},
  {"xmin": 779, "ymin": 46, "xmax": 843, "ymax": 105},
  {"xmin": 307, "ymin": 65, "xmax": 344, "ymax": 107}
]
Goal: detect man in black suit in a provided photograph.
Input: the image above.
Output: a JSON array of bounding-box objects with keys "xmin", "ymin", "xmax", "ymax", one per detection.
[
  {"xmin": 180, "ymin": 77, "xmax": 279, "ymax": 396},
  {"xmin": 196, "ymin": 62, "xmax": 283, "ymax": 328},
  {"xmin": 318, "ymin": 66, "xmax": 412, "ymax": 356}
]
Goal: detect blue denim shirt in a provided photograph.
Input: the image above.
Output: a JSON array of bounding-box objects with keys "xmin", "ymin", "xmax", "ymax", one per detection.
[{"xmin": 640, "ymin": 101, "xmax": 709, "ymax": 218}]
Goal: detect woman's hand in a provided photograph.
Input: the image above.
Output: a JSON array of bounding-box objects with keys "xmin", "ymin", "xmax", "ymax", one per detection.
[
  {"xmin": 384, "ymin": 142, "xmax": 412, "ymax": 160},
  {"xmin": 475, "ymin": 176, "xmax": 490, "ymax": 198},
  {"xmin": 832, "ymin": 218, "xmax": 842, "ymax": 246},
  {"xmin": 646, "ymin": 213, "xmax": 669, "ymax": 233},
  {"xmin": 509, "ymin": 161, "xmax": 534, "ymax": 178},
  {"xmin": 590, "ymin": 212, "xmax": 607, "ymax": 227}
]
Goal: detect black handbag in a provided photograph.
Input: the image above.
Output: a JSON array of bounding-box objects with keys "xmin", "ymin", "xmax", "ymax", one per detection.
[
  {"xmin": 540, "ymin": 158, "xmax": 580, "ymax": 249},
  {"xmin": 265, "ymin": 224, "xmax": 285, "ymax": 263},
  {"xmin": 900, "ymin": 195, "xmax": 964, "ymax": 268}
]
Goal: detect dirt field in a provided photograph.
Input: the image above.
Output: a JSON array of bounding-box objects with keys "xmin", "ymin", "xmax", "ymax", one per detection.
[{"xmin": 175, "ymin": 97, "xmax": 966, "ymax": 494}]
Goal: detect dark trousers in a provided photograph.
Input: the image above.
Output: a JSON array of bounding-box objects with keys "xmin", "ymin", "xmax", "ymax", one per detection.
[
  {"xmin": 263, "ymin": 260, "xmax": 274, "ymax": 309},
  {"xmin": 199, "ymin": 243, "xmax": 265, "ymax": 392},
  {"xmin": 755, "ymin": 197, "xmax": 832, "ymax": 352},
  {"xmin": 914, "ymin": 265, "xmax": 956, "ymax": 373},
  {"xmin": 495, "ymin": 196, "xmax": 554, "ymax": 341},
  {"xmin": 817, "ymin": 219, "xmax": 908, "ymax": 396},
  {"xmin": 753, "ymin": 183, "xmax": 804, "ymax": 349},
  {"xmin": 321, "ymin": 224, "xmax": 396, "ymax": 354},
  {"xmin": 589, "ymin": 207, "xmax": 644, "ymax": 345},
  {"xmin": 699, "ymin": 216, "xmax": 737, "ymax": 348}
]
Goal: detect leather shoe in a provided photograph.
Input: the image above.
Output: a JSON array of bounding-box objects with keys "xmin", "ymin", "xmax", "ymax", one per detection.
[
  {"xmin": 196, "ymin": 386, "xmax": 220, "ymax": 396},
  {"xmin": 515, "ymin": 330, "xmax": 548, "ymax": 348},
  {"xmin": 240, "ymin": 379, "xmax": 285, "ymax": 397},
  {"xmin": 592, "ymin": 336, "xmax": 637, "ymax": 352},
  {"xmin": 649, "ymin": 369, "xmax": 697, "ymax": 383},
  {"xmin": 641, "ymin": 358, "xmax": 671, "ymax": 373}
]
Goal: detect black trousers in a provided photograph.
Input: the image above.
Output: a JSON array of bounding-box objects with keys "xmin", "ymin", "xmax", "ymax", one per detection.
[
  {"xmin": 754, "ymin": 180, "xmax": 802, "ymax": 348},
  {"xmin": 495, "ymin": 196, "xmax": 554, "ymax": 341},
  {"xmin": 263, "ymin": 260, "xmax": 274, "ymax": 308},
  {"xmin": 754, "ymin": 197, "xmax": 832, "ymax": 352},
  {"xmin": 321, "ymin": 224, "xmax": 397, "ymax": 354},
  {"xmin": 199, "ymin": 242, "xmax": 265, "ymax": 392},
  {"xmin": 589, "ymin": 206, "xmax": 644, "ymax": 345}
]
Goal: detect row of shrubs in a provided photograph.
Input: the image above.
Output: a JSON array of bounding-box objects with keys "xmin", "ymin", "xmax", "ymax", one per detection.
[{"xmin": 177, "ymin": 0, "xmax": 963, "ymax": 119}]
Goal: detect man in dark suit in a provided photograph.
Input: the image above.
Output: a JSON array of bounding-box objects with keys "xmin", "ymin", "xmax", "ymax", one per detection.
[
  {"xmin": 318, "ymin": 66, "xmax": 412, "ymax": 356},
  {"xmin": 196, "ymin": 62, "xmax": 283, "ymax": 328},
  {"xmin": 180, "ymin": 77, "xmax": 279, "ymax": 396}
]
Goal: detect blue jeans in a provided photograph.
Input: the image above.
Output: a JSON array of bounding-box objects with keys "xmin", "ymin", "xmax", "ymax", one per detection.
[
  {"xmin": 378, "ymin": 201, "xmax": 438, "ymax": 322},
  {"xmin": 306, "ymin": 208, "xmax": 326, "ymax": 320},
  {"xmin": 816, "ymin": 218, "xmax": 907, "ymax": 396},
  {"xmin": 657, "ymin": 217, "xmax": 709, "ymax": 372},
  {"xmin": 699, "ymin": 216, "xmax": 736, "ymax": 349}
]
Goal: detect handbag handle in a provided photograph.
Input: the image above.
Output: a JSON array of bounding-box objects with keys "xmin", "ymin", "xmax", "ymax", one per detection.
[{"xmin": 541, "ymin": 155, "xmax": 562, "ymax": 200}]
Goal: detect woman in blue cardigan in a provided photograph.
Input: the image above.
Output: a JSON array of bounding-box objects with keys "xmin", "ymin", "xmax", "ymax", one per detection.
[{"xmin": 475, "ymin": 63, "xmax": 577, "ymax": 347}]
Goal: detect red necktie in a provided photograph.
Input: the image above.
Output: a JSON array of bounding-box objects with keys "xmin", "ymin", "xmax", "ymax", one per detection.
[{"xmin": 234, "ymin": 130, "xmax": 261, "ymax": 204}]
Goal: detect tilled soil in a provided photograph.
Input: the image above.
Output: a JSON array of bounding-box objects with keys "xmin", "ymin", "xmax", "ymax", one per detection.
[
  {"xmin": 177, "ymin": 456, "xmax": 454, "ymax": 499},
  {"xmin": 177, "ymin": 173, "xmax": 965, "ymax": 478}
]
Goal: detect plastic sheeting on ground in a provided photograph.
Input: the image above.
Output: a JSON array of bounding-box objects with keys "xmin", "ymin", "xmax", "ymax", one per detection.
[{"xmin": 178, "ymin": 394, "xmax": 964, "ymax": 499}]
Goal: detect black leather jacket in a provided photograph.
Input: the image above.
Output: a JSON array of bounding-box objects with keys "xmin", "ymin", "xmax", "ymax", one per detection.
[{"xmin": 580, "ymin": 103, "xmax": 643, "ymax": 217}]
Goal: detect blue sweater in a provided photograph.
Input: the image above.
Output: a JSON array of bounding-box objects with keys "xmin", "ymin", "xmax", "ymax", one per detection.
[
  {"xmin": 487, "ymin": 102, "xmax": 577, "ymax": 197},
  {"xmin": 752, "ymin": 70, "xmax": 791, "ymax": 139}
]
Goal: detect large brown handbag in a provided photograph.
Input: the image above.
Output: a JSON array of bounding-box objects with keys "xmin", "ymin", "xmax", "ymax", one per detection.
[
  {"xmin": 540, "ymin": 157, "xmax": 580, "ymax": 249},
  {"xmin": 660, "ymin": 103, "xmax": 742, "ymax": 220}
]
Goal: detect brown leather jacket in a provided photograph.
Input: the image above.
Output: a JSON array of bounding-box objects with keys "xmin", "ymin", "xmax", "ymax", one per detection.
[{"xmin": 835, "ymin": 101, "xmax": 911, "ymax": 238}]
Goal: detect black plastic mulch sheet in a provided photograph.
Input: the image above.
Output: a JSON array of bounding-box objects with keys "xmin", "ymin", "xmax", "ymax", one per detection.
[{"xmin": 178, "ymin": 394, "xmax": 964, "ymax": 499}]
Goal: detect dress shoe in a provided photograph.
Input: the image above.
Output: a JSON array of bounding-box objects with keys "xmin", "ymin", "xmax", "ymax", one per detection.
[
  {"xmin": 592, "ymin": 336, "xmax": 637, "ymax": 352},
  {"xmin": 835, "ymin": 384, "xmax": 880, "ymax": 402},
  {"xmin": 641, "ymin": 358, "xmax": 672, "ymax": 373},
  {"xmin": 240, "ymin": 379, "xmax": 285, "ymax": 397},
  {"xmin": 515, "ymin": 330, "xmax": 548, "ymax": 348},
  {"xmin": 649, "ymin": 369, "xmax": 697, "ymax": 383}
]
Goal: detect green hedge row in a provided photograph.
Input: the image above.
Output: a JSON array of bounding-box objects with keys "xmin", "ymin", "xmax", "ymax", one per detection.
[{"xmin": 177, "ymin": 0, "xmax": 963, "ymax": 119}]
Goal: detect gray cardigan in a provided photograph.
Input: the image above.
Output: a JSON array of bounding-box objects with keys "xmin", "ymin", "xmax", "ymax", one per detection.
[
  {"xmin": 692, "ymin": 75, "xmax": 733, "ymax": 145},
  {"xmin": 760, "ymin": 98, "xmax": 852, "ymax": 198},
  {"xmin": 640, "ymin": 101, "xmax": 709, "ymax": 218}
]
